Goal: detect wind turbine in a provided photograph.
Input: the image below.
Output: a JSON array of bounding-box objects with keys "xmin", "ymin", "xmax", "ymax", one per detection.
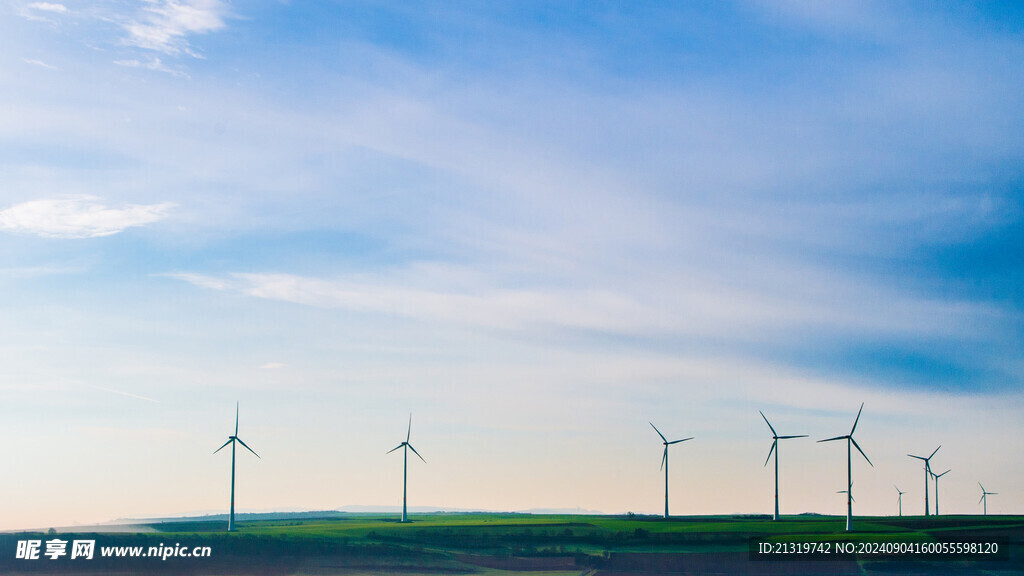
[
  {"xmin": 931, "ymin": 469, "xmax": 950, "ymax": 516},
  {"xmin": 650, "ymin": 422, "xmax": 693, "ymax": 519},
  {"xmin": 387, "ymin": 414, "xmax": 425, "ymax": 523},
  {"xmin": 759, "ymin": 411, "xmax": 807, "ymax": 520},
  {"xmin": 979, "ymin": 483, "xmax": 997, "ymax": 516},
  {"xmin": 213, "ymin": 402, "xmax": 260, "ymax": 532},
  {"xmin": 908, "ymin": 446, "xmax": 940, "ymax": 516},
  {"xmin": 838, "ymin": 485, "xmax": 856, "ymax": 503},
  {"xmin": 895, "ymin": 485, "xmax": 904, "ymax": 517},
  {"xmin": 818, "ymin": 403, "xmax": 872, "ymax": 531}
]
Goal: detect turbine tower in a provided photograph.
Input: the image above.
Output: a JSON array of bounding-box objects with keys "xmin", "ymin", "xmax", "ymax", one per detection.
[
  {"xmin": 759, "ymin": 411, "xmax": 807, "ymax": 521},
  {"xmin": 895, "ymin": 485, "xmax": 904, "ymax": 517},
  {"xmin": 650, "ymin": 422, "xmax": 693, "ymax": 519},
  {"xmin": 387, "ymin": 414, "xmax": 425, "ymax": 523},
  {"xmin": 908, "ymin": 446, "xmax": 940, "ymax": 516},
  {"xmin": 818, "ymin": 403, "xmax": 872, "ymax": 531},
  {"xmin": 979, "ymin": 483, "xmax": 997, "ymax": 515},
  {"xmin": 213, "ymin": 402, "xmax": 260, "ymax": 532},
  {"xmin": 931, "ymin": 469, "xmax": 950, "ymax": 515}
]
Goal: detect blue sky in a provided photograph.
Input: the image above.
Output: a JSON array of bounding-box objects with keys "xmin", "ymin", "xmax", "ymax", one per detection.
[{"xmin": 0, "ymin": 0, "xmax": 1022, "ymax": 529}]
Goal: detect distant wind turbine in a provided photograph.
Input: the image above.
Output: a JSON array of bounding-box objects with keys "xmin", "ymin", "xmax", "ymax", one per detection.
[
  {"xmin": 818, "ymin": 403, "xmax": 872, "ymax": 531},
  {"xmin": 650, "ymin": 422, "xmax": 693, "ymax": 519},
  {"xmin": 931, "ymin": 469, "xmax": 950, "ymax": 516},
  {"xmin": 908, "ymin": 446, "xmax": 940, "ymax": 516},
  {"xmin": 895, "ymin": 485, "xmax": 904, "ymax": 517},
  {"xmin": 759, "ymin": 411, "xmax": 807, "ymax": 521},
  {"xmin": 213, "ymin": 402, "xmax": 260, "ymax": 532},
  {"xmin": 979, "ymin": 483, "xmax": 997, "ymax": 516},
  {"xmin": 838, "ymin": 485, "xmax": 856, "ymax": 503},
  {"xmin": 387, "ymin": 414, "xmax": 425, "ymax": 523}
]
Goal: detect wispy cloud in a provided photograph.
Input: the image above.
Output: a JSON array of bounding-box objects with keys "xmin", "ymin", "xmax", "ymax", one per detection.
[
  {"xmin": 166, "ymin": 268, "xmax": 1000, "ymax": 345},
  {"xmin": 122, "ymin": 0, "xmax": 230, "ymax": 57},
  {"xmin": 0, "ymin": 265, "xmax": 85, "ymax": 278},
  {"xmin": 21, "ymin": 58, "xmax": 59, "ymax": 70},
  {"xmin": 113, "ymin": 56, "xmax": 188, "ymax": 78},
  {"xmin": 18, "ymin": 1, "xmax": 69, "ymax": 22},
  {"xmin": 27, "ymin": 2, "xmax": 68, "ymax": 14},
  {"xmin": 88, "ymin": 384, "xmax": 160, "ymax": 403},
  {"xmin": 259, "ymin": 362, "xmax": 286, "ymax": 370},
  {"xmin": 0, "ymin": 196, "xmax": 175, "ymax": 239}
]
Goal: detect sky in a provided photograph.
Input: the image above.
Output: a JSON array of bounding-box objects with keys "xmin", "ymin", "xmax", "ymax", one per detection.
[{"xmin": 0, "ymin": 0, "xmax": 1022, "ymax": 530}]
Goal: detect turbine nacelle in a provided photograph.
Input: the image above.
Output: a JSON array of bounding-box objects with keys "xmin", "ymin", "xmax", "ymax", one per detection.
[
  {"xmin": 759, "ymin": 411, "xmax": 807, "ymax": 467},
  {"xmin": 650, "ymin": 422, "xmax": 691, "ymax": 471},
  {"xmin": 908, "ymin": 445, "xmax": 941, "ymax": 473}
]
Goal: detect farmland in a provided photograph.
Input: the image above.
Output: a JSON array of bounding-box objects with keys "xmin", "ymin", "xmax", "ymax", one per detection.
[{"xmin": 2, "ymin": 513, "xmax": 1022, "ymax": 574}]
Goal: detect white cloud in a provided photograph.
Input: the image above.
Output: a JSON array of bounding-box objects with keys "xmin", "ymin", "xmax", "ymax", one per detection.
[
  {"xmin": 167, "ymin": 268, "xmax": 999, "ymax": 345},
  {"xmin": 0, "ymin": 265, "xmax": 84, "ymax": 277},
  {"xmin": 123, "ymin": 0, "xmax": 230, "ymax": 57},
  {"xmin": 0, "ymin": 196, "xmax": 175, "ymax": 239},
  {"xmin": 89, "ymin": 384, "xmax": 160, "ymax": 403},
  {"xmin": 27, "ymin": 2, "xmax": 68, "ymax": 13},
  {"xmin": 113, "ymin": 57, "xmax": 189, "ymax": 78},
  {"xmin": 21, "ymin": 58, "xmax": 58, "ymax": 70}
]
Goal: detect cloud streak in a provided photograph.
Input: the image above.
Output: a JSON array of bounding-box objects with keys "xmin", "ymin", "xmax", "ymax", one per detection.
[
  {"xmin": 166, "ymin": 267, "xmax": 1003, "ymax": 347},
  {"xmin": 89, "ymin": 384, "xmax": 160, "ymax": 403},
  {"xmin": 21, "ymin": 58, "xmax": 58, "ymax": 70},
  {"xmin": 113, "ymin": 56, "xmax": 188, "ymax": 77},
  {"xmin": 122, "ymin": 0, "xmax": 230, "ymax": 57},
  {"xmin": 27, "ymin": 2, "xmax": 68, "ymax": 13},
  {"xmin": 0, "ymin": 196, "xmax": 175, "ymax": 239}
]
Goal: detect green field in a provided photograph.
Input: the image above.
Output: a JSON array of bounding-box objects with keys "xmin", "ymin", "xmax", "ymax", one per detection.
[{"xmin": 4, "ymin": 513, "xmax": 1023, "ymax": 574}]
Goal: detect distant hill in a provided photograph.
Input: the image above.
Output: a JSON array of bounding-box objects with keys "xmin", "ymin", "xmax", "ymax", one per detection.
[{"xmin": 116, "ymin": 506, "xmax": 606, "ymax": 525}]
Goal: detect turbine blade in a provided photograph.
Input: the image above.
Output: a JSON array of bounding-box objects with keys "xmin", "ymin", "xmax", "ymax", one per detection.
[
  {"xmin": 213, "ymin": 438, "xmax": 232, "ymax": 454},
  {"xmin": 936, "ymin": 469, "xmax": 950, "ymax": 478},
  {"xmin": 908, "ymin": 454, "xmax": 927, "ymax": 461},
  {"xmin": 777, "ymin": 435, "xmax": 807, "ymax": 439},
  {"xmin": 851, "ymin": 437, "xmax": 873, "ymax": 467},
  {"xmin": 764, "ymin": 440, "xmax": 776, "ymax": 467},
  {"xmin": 649, "ymin": 422, "xmax": 667, "ymax": 443},
  {"xmin": 235, "ymin": 402, "xmax": 239, "ymax": 437},
  {"xmin": 386, "ymin": 444, "xmax": 404, "ymax": 454},
  {"xmin": 818, "ymin": 435, "xmax": 847, "ymax": 443},
  {"xmin": 979, "ymin": 482, "xmax": 985, "ymax": 492},
  {"xmin": 407, "ymin": 413, "xmax": 412, "ymax": 443},
  {"xmin": 990, "ymin": 492, "xmax": 998, "ymax": 495},
  {"xmin": 850, "ymin": 402, "xmax": 864, "ymax": 435},
  {"xmin": 236, "ymin": 437, "xmax": 260, "ymax": 459},
  {"xmin": 408, "ymin": 443, "xmax": 426, "ymax": 463},
  {"xmin": 928, "ymin": 445, "xmax": 941, "ymax": 460},
  {"xmin": 759, "ymin": 411, "xmax": 777, "ymax": 437},
  {"xmin": 660, "ymin": 447, "xmax": 667, "ymax": 471},
  {"xmin": 667, "ymin": 437, "xmax": 693, "ymax": 445}
]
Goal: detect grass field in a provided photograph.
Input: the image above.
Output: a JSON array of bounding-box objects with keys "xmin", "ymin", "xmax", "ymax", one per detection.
[{"xmin": 3, "ymin": 513, "xmax": 1022, "ymax": 574}]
